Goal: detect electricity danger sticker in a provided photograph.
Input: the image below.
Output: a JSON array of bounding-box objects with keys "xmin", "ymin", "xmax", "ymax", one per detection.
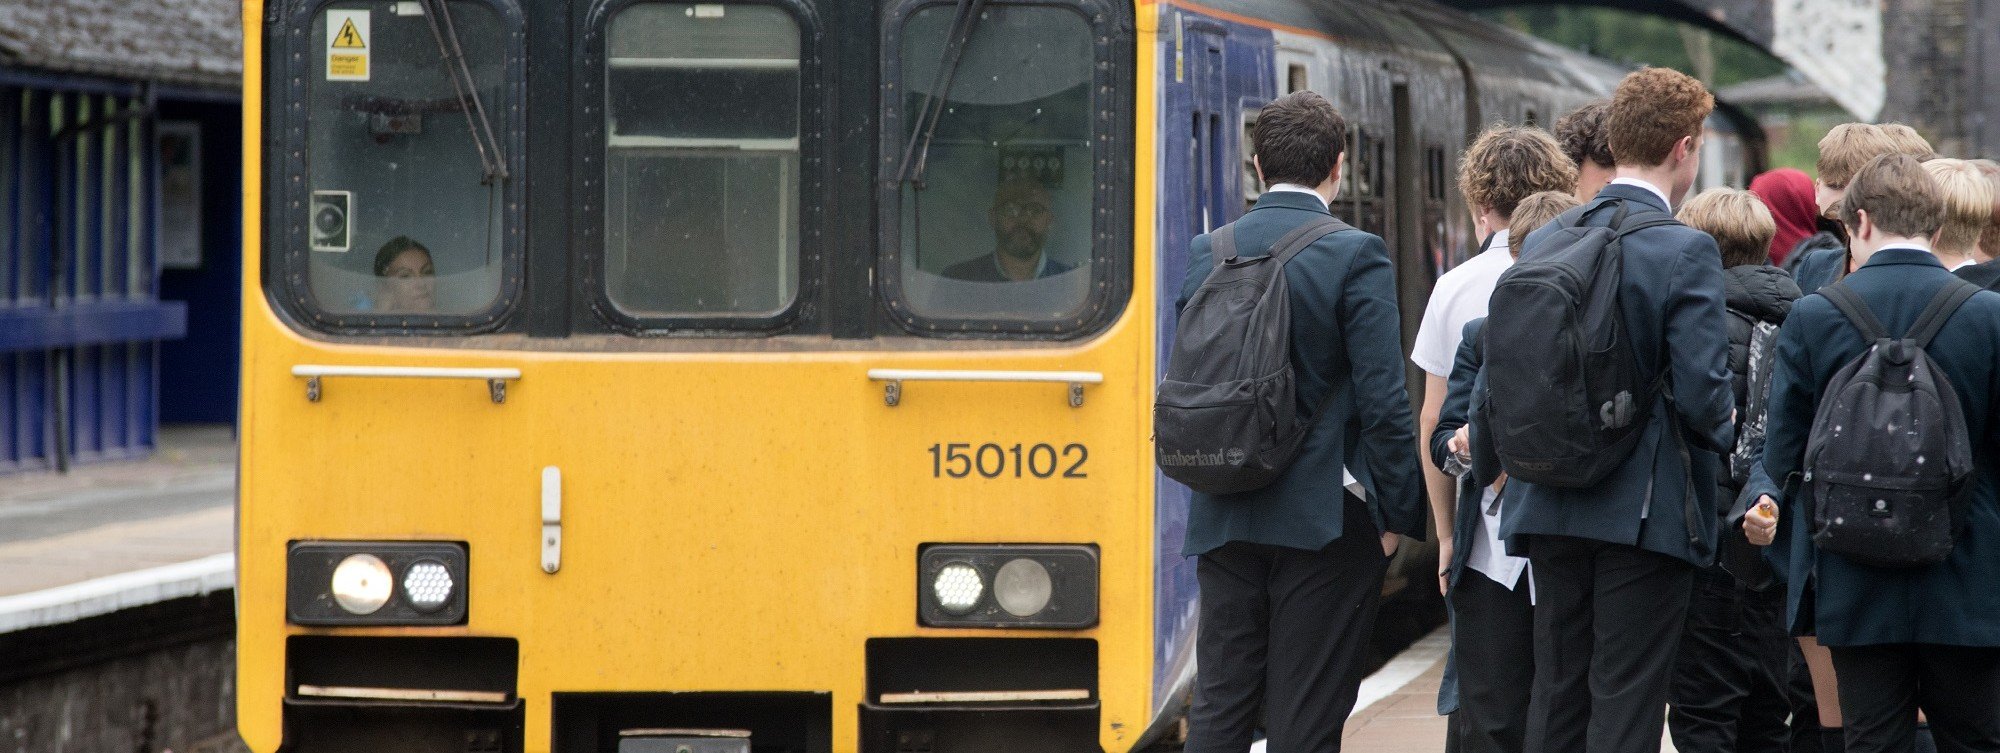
[{"xmin": 326, "ymin": 10, "xmax": 370, "ymax": 81}]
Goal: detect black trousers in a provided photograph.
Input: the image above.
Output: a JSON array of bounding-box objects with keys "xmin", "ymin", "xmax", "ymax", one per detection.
[
  {"xmin": 1451, "ymin": 567, "xmax": 1536, "ymax": 753},
  {"xmin": 1185, "ymin": 496, "xmax": 1389, "ymax": 753},
  {"xmin": 1667, "ymin": 568, "xmax": 1791, "ymax": 753},
  {"xmin": 1525, "ymin": 535, "xmax": 1695, "ymax": 753},
  {"xmin": 1830, "ymin": 643, "xmax": 2000, "ymax": 753}
]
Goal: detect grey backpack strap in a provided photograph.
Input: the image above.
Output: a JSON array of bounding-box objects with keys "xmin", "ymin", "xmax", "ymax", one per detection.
[
  {"xmin": 1821, "ymin": 282, "xmax": 1890, "ymax": 342},
  {"xmin": 1268, "ymin": 216, "xmax": 1349, "ymax": 266},
  {"xmin": 1211, "ymin": 224, "xmax": 1238, "ymax": 261},
  {"xmin": 1906, "ymin": 278, "xmax": 1981, "ymax": 347}
]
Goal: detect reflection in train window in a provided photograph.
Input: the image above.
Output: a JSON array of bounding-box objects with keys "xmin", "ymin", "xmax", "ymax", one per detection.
[
  {"xmin": 304, "ymin": 1, "xmax": 510, "ymax": 319},
  {"xmin": 603, "ymin": 3, "xmax": 800, "ymax": 319},
  {"xmin": 887, "ymin": 3, "xmax": 1098, "ymax": 330}
]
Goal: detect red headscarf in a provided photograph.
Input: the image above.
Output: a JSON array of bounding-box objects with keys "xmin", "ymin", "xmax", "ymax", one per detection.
[{"xmin": 1749, "ymin": 168, "xmax": 1819, "ymax": 266}]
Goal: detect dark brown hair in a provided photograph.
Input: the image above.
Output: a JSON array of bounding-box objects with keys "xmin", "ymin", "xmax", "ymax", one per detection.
[
  {"xmin": 1840, "ymin": 153, "xmax": 1945, "ymax": 239},
  {"xmin": 373, "ymin": 236, "xmax": 432, "ymax": 276},
  {"xmin": 1252, "ymin": 92, "xmax": 1347, "ymax": 187},
  {"xmin": 1606, "ymin": 68, "xmax": 1714, "ymax": 168},
  {"xmin": 1555, "ymin": 101, "xmax": 1614, "ymax": 170},
  {"xmin": 1458, "ymin": 126, "xmax": 1578, "ymax": 219}
]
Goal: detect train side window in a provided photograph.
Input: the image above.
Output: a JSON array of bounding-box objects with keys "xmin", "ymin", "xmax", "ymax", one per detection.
[
  {"xmin": 279, "ymin": 0, "xmax": 523, "ymax": 331},
  {"xmin": 1287, "ymin": 63, "xmax": 1307, "ymax": 93},
  {"xmin": 1241, "ymin": 110, "xmax": 1261, "ymax": 213},
  {"xmin": 598, "ymin": 3, "xmax": 803, "ymax": 324},
  {"xmin": 879, "ymin": 0, "xmax": 1131, "ymax": 338}
]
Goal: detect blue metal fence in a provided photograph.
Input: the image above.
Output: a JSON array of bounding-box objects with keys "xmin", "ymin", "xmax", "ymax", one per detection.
[{"xmin": 0, "ymin": 83, "xmax": 187, "ymax": 473}]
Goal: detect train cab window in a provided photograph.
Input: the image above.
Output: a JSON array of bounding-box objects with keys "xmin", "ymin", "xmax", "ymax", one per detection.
[
  {"xmin": 291, "ymin": 1, "xmax": 519, "ymax": 328},
  {"xmin": 600, "ymin": 3, "xmax": 802, "ymax": 321},
  {"xmin": 881, "ymin": 1, "xmax": 1127, "ymax": 337}
]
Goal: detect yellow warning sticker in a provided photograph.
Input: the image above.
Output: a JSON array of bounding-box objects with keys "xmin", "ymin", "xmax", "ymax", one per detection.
[{"xmin": 325, "ymin": 10, "xmax": 370, "ymax": 81}]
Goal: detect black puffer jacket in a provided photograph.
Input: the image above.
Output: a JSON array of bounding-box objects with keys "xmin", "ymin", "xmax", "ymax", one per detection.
[{"xmin": 1723, "ymin": 264, "xmax": 1802, "ymax": 412}]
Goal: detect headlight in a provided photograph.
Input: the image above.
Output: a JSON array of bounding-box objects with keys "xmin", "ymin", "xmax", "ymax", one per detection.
[
  {"xmin": 288, "ymin": 541, "xmax": 468, "ymax": 626},
  {"xmin": 917, "ymin": 544, "xmax": 1097, "ymax": 629},
  {"xmin": 331, "ymin": 553, "xmax": 393, "ymax": 614},
  {"xmin": 994, "ymin": 558, "xmax": 1053, "ymax": 617},
  {"xmin": 402, "ymin": 560, "xmax": 455, "ymax": 612},
  {"xmin": 932, "ymin": 563, "xmax": 985, "ymax": 615}
]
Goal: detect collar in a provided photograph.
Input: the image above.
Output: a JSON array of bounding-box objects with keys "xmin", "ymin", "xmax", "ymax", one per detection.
[
  {"xmin": 1484, "ymin": 228, "xmax": 1511, "ymax": 257},
  {"xmin": 1267, "ymin": 183, "xmax": 1331, "ymax": 210},
  {"xmin": 1608, "ymin": 177, "xmax": 1672, "ymax": 211},
  {"xmin": 1861, "ymin": 245, "xmax": 1947, "ymax": 269},
  {"xmin": 993, "ymin": 252, "xmax": 1050, "ymax": 280}
]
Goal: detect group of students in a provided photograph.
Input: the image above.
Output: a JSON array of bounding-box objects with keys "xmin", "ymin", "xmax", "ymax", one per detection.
[{"xmin": 1162, "ymin": 64, "xmax": 2000, "ymax": 753}]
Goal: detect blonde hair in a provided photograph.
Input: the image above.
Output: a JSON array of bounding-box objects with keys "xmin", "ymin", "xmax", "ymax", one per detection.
[
  {"xmin": 1507, "ymin": 191, "xmax": 1582, "ymax": 252},
  {"xmin": 1817, "ymin": 124, "xmax": 1898, "ymax": 189},
  {"xmin": 1925, "ymin": 158, "xmax": 1995, "ymax": 256},
  {"xmin": 1678, "ymin": 188, "xmax": 1778, "ymax": 268},
  {"xmin": 1880, "ymin": 123, "xmax": 1937, "ymax": 162},
  {"xmin": 1971, "ymin": 159, "xmax": 2000, "ymax": 258}
]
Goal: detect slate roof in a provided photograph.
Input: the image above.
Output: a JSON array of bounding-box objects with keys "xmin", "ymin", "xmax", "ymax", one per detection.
[{"xmin": 0, "ymin": 0, "xmax": 241, "ymax": 90}]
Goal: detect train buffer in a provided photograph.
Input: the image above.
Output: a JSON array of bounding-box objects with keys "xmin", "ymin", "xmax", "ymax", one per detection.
[{"xmin": 0, "ymin": 425, "xmax": 234, "ymax": 634}]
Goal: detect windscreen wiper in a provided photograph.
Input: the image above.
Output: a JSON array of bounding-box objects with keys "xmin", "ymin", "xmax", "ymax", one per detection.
[
  {"xmin": 420, "ymin": 0, "xmax": 508, "ymax": 184},
  {"xmin": 894, "ymin": 0, "xmax": 990, "ymax": 188}
]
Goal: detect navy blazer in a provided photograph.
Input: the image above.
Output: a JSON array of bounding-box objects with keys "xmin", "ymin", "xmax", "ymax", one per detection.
[
  {"xmin": 1430, "ymin": 318, "xmax": 1504, "ymax": 584},
  {"xmin": 1758, "ymin": 248, "xmax": 2000, "ymax": 646},
  {"xmin": 1499, "ymin": 183, "xmax": 1736, "ymax": 565},
  {"xmin": 1790, "ymin": 244, "xmax": 1849, "ymax": 295},
  {"xmin": 1175, "ymin": 190, "xmax": 1426, "ymax": 556}
]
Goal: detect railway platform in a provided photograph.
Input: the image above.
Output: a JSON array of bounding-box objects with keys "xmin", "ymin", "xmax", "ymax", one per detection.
[{"xmin": 0, "ymin": 424, "xmax": 235, "ymax": 632}]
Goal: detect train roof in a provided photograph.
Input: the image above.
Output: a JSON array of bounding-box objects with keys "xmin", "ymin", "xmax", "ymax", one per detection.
[{"xmin": 0, "ymin": 0, "xmax": 240, "ymax": 90}]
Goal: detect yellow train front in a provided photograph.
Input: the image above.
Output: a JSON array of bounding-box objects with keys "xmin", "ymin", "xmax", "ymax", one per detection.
[{"xmin": 237, "ymin": 0, "xmax": 1759, "ymax": 750}]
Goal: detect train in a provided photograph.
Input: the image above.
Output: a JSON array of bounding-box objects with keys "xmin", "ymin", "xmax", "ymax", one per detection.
[{"xmin": 234, "ymin": 0, "xmax": 1765, "ymax": 751}]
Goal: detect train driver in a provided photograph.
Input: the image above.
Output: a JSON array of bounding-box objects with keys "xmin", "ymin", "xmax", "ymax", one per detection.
[
  {"xmin": 942, "ymin": 179, "xmax": 1075, "ymax": 282},
  {"xmin": 369, "ymin": 235, "xmax": 438, "ymax": 313}
]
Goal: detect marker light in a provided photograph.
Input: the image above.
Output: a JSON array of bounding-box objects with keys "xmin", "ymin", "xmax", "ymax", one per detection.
[
  {"xmin": 331, "ymin": 553, "xmax": 394, "ymax": 615},
  {"xmin": 994, "ymin": 558, "xmax": 1054, "ymax": 617},
  {"xmin": 932, "ymin": 563, "xmax": 985, "ymax": 614},
  {"xmin": 402, "ymin": 560, "xmax": 455, "ymax": 612}
]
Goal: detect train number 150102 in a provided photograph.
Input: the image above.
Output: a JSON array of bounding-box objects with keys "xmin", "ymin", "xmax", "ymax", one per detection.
[{"xmin": 927, "ymin": 443, "xmax": 1088, "ymax": 479}]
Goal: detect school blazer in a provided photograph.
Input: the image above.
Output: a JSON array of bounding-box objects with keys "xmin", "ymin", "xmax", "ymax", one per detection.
[
  {"xmin": 1757, "ymin": 248, "xmax": 2000, "ymax": 646},
  {"xmin": 1174, "ymin": 190, "xmax": 1426, "ymax": 556},
  {"xmin": 1497, "ymin": 183, "xmax": 1736, "ymax": 566},
  {"xmin": 1429, "ymin": 318, "xmax": 1504, "ymax": 584}
]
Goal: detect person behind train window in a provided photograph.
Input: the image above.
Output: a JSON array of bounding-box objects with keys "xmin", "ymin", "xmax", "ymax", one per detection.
[
  {"xmin": 1502, "ymin": 67, "xmax": 1735, "ymax": 753},
  {"xmin": 1663, "ymin": 188, "xmax": 1799, "ymax": 753},
  {"xmin": 370, "ymin": 236, "xmax": 438, "ymax": 313},
  {"xmin": 1412, "ymin": 127, "xmax": 1575, "ymax": 753},
  {"xmin": 941, "ymin": 179, "xmax": 1072, "ymax": 282},
  {"xmin": 1175, "ymin": 91, "xmax": 1425, "ymax": 753},
  {"xmin": 1924, "ymin": 159, "xmax": 1995, "ymax": 272},
  {"xmin": 1742, "ymin": 153, "xmax": 2000, "ymax": 753},
  {"xmin": 1788, "ymin": 124, "xmax": 1906, "ymax": 295},
  {"xmin": 1555, "ymin": 101, "xmax": 1616, "ymax": 202}
]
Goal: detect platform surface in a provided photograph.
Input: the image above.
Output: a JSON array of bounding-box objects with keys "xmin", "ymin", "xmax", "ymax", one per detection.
[{"xmin": 0, "ymin": 425, "xmax": 236, "ymax": 631}]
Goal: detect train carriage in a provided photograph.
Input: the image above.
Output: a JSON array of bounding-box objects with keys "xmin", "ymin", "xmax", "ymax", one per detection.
[{"xmin": 235, "ymin": 0, "xmax": 1761, "ymax": 751}]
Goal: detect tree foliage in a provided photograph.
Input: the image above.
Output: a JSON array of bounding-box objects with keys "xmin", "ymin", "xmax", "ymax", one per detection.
[{"xmin": 1482, "ymin": 6, "xmax": 1787, "ymax": 88}]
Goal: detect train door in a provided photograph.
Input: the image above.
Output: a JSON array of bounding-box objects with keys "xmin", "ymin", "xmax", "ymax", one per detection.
[
  {"xmin": 1390, "ymin": 80, "xmax": 1427, "ymax": 413},
  {"xmin": 1185, "ymin": 21, "xmax": 1230, "ymax": 235}
]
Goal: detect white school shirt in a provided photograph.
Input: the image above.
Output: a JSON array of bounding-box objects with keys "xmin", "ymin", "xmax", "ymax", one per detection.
[
  {"xmin": 1265, "ymin": 183, "xmax": 1366, "ymax": 502},
  {"xmin": 1609, "ymin": 176, "xmax": 1673, "ymax": 209},
  {"xmin": 1409, "ymin": 230, "xmax": 1529, "ymax": 591}
]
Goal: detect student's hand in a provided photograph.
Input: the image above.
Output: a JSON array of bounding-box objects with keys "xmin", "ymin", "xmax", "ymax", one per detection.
[
  {"xmin": 1447, "ymin": 427, "xmax": 1470, "ymax": 458},
  {"xmin": 1743, "ymin": 495, "xmax": 1780, "ymax": 546},
  {"xmin": 1437, "ymin": 539, "xmax": 1454, "ymax": 596},
  {"xmin": 1491, "ymin": 471, "xmax": 1508, "ymax": 494},
  {"xmin": 1380, "ymin": 532, "xmax": 1401, "ymax": 557}
]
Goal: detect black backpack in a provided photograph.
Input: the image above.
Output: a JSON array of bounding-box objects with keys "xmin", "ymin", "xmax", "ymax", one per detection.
[
  {"xmin": 1481, "ymin": 200, "xmax": 1678, "ymax": 488},
  {"xmin": 1804, "ymin": 280, "xmax": 1979, "ymax": 568},
  {"xmin": 1155, "ymin": 216, "xmax": 1349, "ymax": 495}
]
